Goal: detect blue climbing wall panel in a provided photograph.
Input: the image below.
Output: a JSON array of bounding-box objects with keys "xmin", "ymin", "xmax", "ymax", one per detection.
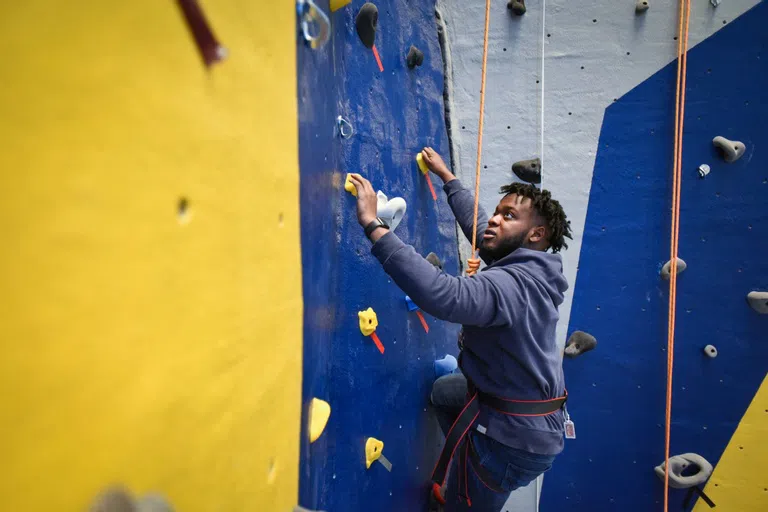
[
  {"xmin": 297, "ymin": 1, "xmax": 461, "ymax": 510},
  {"xmin": 543, "ymin": 3, "xmax": 768, "ymax": 511}
]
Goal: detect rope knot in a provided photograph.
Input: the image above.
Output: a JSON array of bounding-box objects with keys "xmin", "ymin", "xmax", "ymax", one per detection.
[{"xmin": 466, "ymin": 257, "xmax": 481, "ymax": 276}]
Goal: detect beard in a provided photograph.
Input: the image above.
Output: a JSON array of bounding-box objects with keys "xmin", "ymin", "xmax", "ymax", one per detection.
[{"xmin": 478, "ymin": 231, "xmax": 527, "ymax": 263}]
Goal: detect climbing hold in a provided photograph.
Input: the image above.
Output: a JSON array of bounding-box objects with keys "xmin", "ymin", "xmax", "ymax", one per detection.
[
  {"xmin": 376, "ymin": 191, "xmax": 407, "ymax": 232},
  {"xmin": 416, "ymin": 153, "xmax": 438, "ymax": 201},
  {"xmin": 89, "ymin": 487, "xmax": 136, "ymax": 512},
  {"xmin": 654, "ymin": 453, "xmax": 713, "ymax": 489},
  {"xmin": 426, "ymin": 252, "xmax": 443, "ymax": 270},
  {"xmin": 416, "ymin": 153, "xmax": 429, "ymax": 175},
  {"xmin": 358, "ymin": 307, "xmax": 378, "ymax": 336},
  {"xmin": 355, "ymin": 3, "xmax": 378, "ymax": 49},
  {"xmin": 407, "ymin": 46, "xmax": 424, "ymax": 68},
  {"xmin": 712, "ymin": 136, "xmax": 746, "ymax": 162},
  {"xmin": 507, "ymin": 0, "xmax": 526, "ymax": 15},
  {"xmin": 703, "ymin": 345, "xmax": 718, "ymax": 358},
  {"xmin": 337, "ymin": 115, "xmax": 353, "ymax": 138},
  {"xmin": 405, "ymin": 295, "xmax": 419, "ymax": 312},
  {"xmin": 404, "ymin": 296, "xmax": 430, "ymax": 333},
  {"xmin": 564, "ymin": 331, "xmax": 597, "ymax": 358},
  {"xmin": 365, "ymin": 437, "xmax": 392, "ymax": 471},
  {"xmin": 344, "ymin": 174, "xmax": 357, "ymax": 196},
  {"xmin": 710, "ymin": 0, "xmax": 721, "ymax": 7},
  {"xmin": 434, "ymin": 354, "xmax": 458, "ymax": 378},
  {"xmin": 698, "ymin": 164, "xmax": 711, "ymax": 178},
  {"xmin": 136, "ymin": 495, "xmax": 173, "ymax": 512},
  {"xmin": 746, "ymin": 291, "xmax": 768, "ymax": 314},
  {"xmin": 512, "ymin": 158, "xmax": 542, "ymax": 184},
  {"xmin": 309, "ymin": 398, "xmax": 331, "ymax": 443},
  {"xmin": 635, "ymin": 0, "xmax": 650, "ymax": 13},
  {"xmin": 330, "ymin": 0, "xmax": 352, "ymax": 12},
  {"xmin": 660, "ymin": 257, "xmax": 687, "ymax": 280},
  {"xmin": 358, "ymin": 307, "xmax": 384, "ymax": 353}
]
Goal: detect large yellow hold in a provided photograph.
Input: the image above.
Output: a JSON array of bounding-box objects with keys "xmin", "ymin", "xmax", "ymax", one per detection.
[{"xmin": 0, "ymin": 1, "xmax": 302, "ymax": 510}]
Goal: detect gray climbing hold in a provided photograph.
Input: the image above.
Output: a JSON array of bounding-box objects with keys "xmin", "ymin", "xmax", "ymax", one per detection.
[
  {"xmin": 698, "ymin": 164, "xmax": 711, "ymax": 178},
  {"xmin": 746, "ymin": 291, "xmax": 768, "ymax": 314},
  {"xmin": 407, "ymin": 46, "xmax": 424, "ymax": 68},
  {"xmin": 355, "ymin": 3, "xmax": 378, "ymax": 49},
  {"xmin": 512, "ymin": 157, "xmax": 541, "ymax": 184},
  {"xmin": 710, "ymin": 0, "xmax": 721, "ymax": 7},
  {"xmin": 636, "ymin": 0, "xmax": 650, "ymax": 13},
  {"xmin": 703, "ymin": 344, "xmax": 718, "ymax": 358},
  {"xmin": 654, "ymin": 453, "xmax": 713, "ymax": 489},
  {"xmin": 89, "ymin": 488, "xmax": 137, "ymax": 512},
  {"xmin": 136, "ymin": 495, "xmax": 173, "ymax": 512},
  {"xmin": 713, "ymin": 136, "xmax": 746, "ymax": 162},
  {"xmin": 660, "ymin": 257, "xmax": 687, "ymax": 280},
  {"xmin": 564, "ymin": 331, "xmax": 597, "ymax": 358},
  {"xmin": 507, "ymin": 0, "xmax": 526, "ymax": 15},
  {"xmin": 426, "ymin": 252, "xmax": 444, "ymax": 270}
]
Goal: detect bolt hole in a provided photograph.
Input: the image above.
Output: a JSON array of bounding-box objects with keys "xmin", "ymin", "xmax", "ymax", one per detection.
[
  {"xmin": 593, "ymin": 19, "xmax": 597, "ymax": 23},
  {"xmin": 581, "ymin": 66, "xmax": 585, "ymax": 70},
  {"xmin": 626, "ymin": 52, "xmax": 631, "ymax": 55},
  {"xmin": 462, "ymin": 126, "xmax": 466, "ymax": 129},
  {"xmin": 507, "ymin": 126, "xmax": 511, "ymax": 129},
  {"xmin": 177, "ymin": 197, "xmax": 190, "ymax": 223},
  {"xmin": 723, "ymin": 20, "xmax": 727, "ymax": 24},
  {"xmin": 568, "ymin": 112, "xmax": 572, "ymax": 115},
  {"xmin": 536, "ymin": 80, "xmax": 540, "ymax": 84},
  {"xmin": 674, "ymin": 36, "xmax": 678, "ymax": 41},
  {"xmin": 484, "ymin": 165, "xmax": 488, "ymax": 169},
  {"xmin": 503, "ymin": 47, "xmax": 507, "ymax": 51},
  {"xmin": 547, "ymin": 33, "xmax": 551, "ymax": 37}
]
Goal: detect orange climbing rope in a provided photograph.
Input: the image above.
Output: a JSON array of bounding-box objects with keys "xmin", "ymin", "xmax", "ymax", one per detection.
[
  {"xmin": 664, "ymin": 0, "xmax": 692, "ymax": 510},
  {"xmin": 466, "ymin": 0, "xmax": 492, "ymax": 276}
]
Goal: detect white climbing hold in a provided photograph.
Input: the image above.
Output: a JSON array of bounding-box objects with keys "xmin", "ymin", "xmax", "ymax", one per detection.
[
  {"xmin": 636, "ymin": 0, "xmax": 650, "ymax": 13},
  {"xmin": 376, "ymin": 191, "xmax": 407, "ymax": 232},
  {"xmin": 661, "ymin": 257, "xmax": 687, "ymax": 280},
  {"xmin": 746, "ymin": 291, "xmax": 768, "ymax": 314},
  {"xmin": 712, "ymin": 136, "xmax": 746, "ymax": 162},
  {"xmin": 710, "ymin": 0, "xmax": 721, "ymax": 7},
  {"xmin": 564, "ymin": 331, "xmax": 597, "ymax": 358},
  {"xmin": 654, "ymin": 453, "xmax": 713, "ymax": 489},
  {"xmin": 698, "ymin": 164, "xmax": 711, "ymax": 178},
  {"xmin": 703, "ymin": 345, "xmax": 718, "ymax": 358}
]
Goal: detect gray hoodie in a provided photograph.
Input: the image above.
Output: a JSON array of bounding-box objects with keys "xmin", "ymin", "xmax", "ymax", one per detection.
[{"xmin": 371, "ymin": 179, "xmax": 568, "ymax": 455}]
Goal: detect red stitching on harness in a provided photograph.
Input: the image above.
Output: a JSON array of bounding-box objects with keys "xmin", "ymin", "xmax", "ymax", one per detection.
[{"xmin": 431, "ymin": 394, "xmax": 479, "ymax": 484}]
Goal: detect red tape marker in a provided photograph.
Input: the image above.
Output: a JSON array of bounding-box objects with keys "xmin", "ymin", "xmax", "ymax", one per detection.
[
  {"xmin": 371, "ymin": 331, "xmax": 385, "ymax": 354},
  {"xmin": 372, "ymin": 44, "xmax": 384, "ymax": 72},
  {"xmin": 416, "ymin": 310, "xmax": 430, "ymax": 333},
  {"xmin": 425, "ymin": 173, "xmax": 437, "ymax": 201}
]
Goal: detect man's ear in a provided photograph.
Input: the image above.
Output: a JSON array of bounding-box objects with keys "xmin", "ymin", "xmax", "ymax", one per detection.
[{"xmin": 528, "ymin": 225, "xmax": 547, "ymax": 243}]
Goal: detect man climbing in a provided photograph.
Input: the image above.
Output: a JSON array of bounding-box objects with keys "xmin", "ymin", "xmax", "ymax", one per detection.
[{"xmin": 346, "ymin": 146, "xmax": 572, "ymax": 511}]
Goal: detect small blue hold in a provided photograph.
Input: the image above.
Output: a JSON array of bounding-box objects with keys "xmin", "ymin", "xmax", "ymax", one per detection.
[
  {"xmin": 434, "ymin": 354, "xmax": 458, "ymax": 378},
  {"xmin": 405, "ymin": 295, "xmax": 420, "ymax": 312}
]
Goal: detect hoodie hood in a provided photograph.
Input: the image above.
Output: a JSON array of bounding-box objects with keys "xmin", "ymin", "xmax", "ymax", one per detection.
[{"xmin": 485, "ymin": 248, "xmax": 569, "ymax": 307}]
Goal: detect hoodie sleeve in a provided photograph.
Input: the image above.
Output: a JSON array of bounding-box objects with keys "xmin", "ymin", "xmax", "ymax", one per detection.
[
  {"xmin": 371, "ymin": 232, "xmax": 523, "ymax": 327},
  {"xmin": 444, "ymin": 179, "xmax": 490, "ymax": 259}
]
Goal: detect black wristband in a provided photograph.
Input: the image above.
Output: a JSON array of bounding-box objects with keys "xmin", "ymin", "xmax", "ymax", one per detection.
[{"xmin": 364, "ymin": 218, "xmax": 389, "ymax": 240}]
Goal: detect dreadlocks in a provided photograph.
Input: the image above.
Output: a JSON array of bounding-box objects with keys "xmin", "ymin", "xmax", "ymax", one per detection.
[{"xmin": 498, "ymin": 183, "xmax": 573, "ymax": 253}]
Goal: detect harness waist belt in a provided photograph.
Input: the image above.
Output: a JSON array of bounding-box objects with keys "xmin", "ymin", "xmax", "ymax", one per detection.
[{"xmin": 430, "ymin": 389, "xmax": 567, "ymax": 505}]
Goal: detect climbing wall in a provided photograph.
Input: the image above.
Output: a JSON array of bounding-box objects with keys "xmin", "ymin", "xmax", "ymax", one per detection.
[
  {"xmin": 435, "ymin": 0, "xmax": 767, "ymax": 510},
  {"xmin": 0, "ymin": 1, "xmax": 302, "ymax": 510},
  {"xmin": 297, "ymin": 1, "xmax": 461, "ymax": 511},
  {"xmin": 545, "ymin": 3, "xmax": 768, "ymax": 510}
]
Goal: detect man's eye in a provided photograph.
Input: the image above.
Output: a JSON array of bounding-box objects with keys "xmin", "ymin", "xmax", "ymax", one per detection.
[{"xmin": 504, "ymin": 212, "xmax": 515, "ymax": 219}]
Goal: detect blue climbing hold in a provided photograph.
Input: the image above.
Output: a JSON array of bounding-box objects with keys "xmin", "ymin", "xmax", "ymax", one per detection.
[
  {"xmin": 434, "ymin": 354, "xmax": 458, "ymax": 378},
  {"xmin": 405, "ymin": 295, "xmax": 419, "ymax": 312}
]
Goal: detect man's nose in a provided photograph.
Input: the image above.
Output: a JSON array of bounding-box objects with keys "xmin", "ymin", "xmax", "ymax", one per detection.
[{"xmin": 488, "ymin": 214, "xmax": 501, "ymax": 227}]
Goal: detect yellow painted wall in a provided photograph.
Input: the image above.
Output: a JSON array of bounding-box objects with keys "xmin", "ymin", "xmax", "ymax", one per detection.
[
  {"xmin": 0, "ymin": 1, "xmax": 301, "ymax": 510},
  {"xmin": 694, "ymin": 374, "xmax": 768, "ymax": 511}
]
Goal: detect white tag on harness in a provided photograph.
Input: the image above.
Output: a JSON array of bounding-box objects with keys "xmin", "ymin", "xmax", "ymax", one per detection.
[
  {"xmin": 476, "ymin": 424, "xmax": 487, "ymax": 434},
  {"xmin": 564, "ymin": 419, "xmax": 576, "ymax": 439}
]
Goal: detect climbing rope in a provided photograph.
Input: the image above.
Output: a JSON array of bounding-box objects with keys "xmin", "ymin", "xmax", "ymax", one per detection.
[
  {"xmin": 466, "ymin": 0, "xmax": 492, "ymax": 276},
  {"xmin": 664, "ymin": 0, "xmax": 692, "ymax": 510}
]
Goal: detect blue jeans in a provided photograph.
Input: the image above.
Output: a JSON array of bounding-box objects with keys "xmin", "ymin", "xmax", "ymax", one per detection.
[{"xmin": 431, "ymin": 373, "xmax": 556, "ymax": 511}]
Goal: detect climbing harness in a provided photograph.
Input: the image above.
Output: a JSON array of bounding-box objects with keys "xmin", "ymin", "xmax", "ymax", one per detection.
[
  {"xmin": 430, "ymin": 379, "xmax": 567, "ymax": 506},
  {"xmin": 465, "ymin": 0, "xmax": 492, "ymax": 276},
  {"xmin": 664, "ymin": 0, "xmax": 692, "ymax": 510}
]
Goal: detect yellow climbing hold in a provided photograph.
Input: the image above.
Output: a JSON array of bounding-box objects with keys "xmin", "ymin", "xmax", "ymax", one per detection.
[
  {"xmin": 308, "ymin": 398, "xmax": 331, "ymax": 443},
  {"xmin": 345, "ymin": 173, "xmax": 357, "ymax": 196},
  {"xmin": 416, "ymin": 153, "xmax": 429, "ymax": 175},
  {"xmin": 330, "ymin": 0, "xmax": 352, "ymax": 12},
  {"xmin": 365, "ymin": 437, "xmax": 384, "ymax": 469},
  {"xmin": 358, "ymin": 307, "xmax": 378, "ymax": 336}
]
